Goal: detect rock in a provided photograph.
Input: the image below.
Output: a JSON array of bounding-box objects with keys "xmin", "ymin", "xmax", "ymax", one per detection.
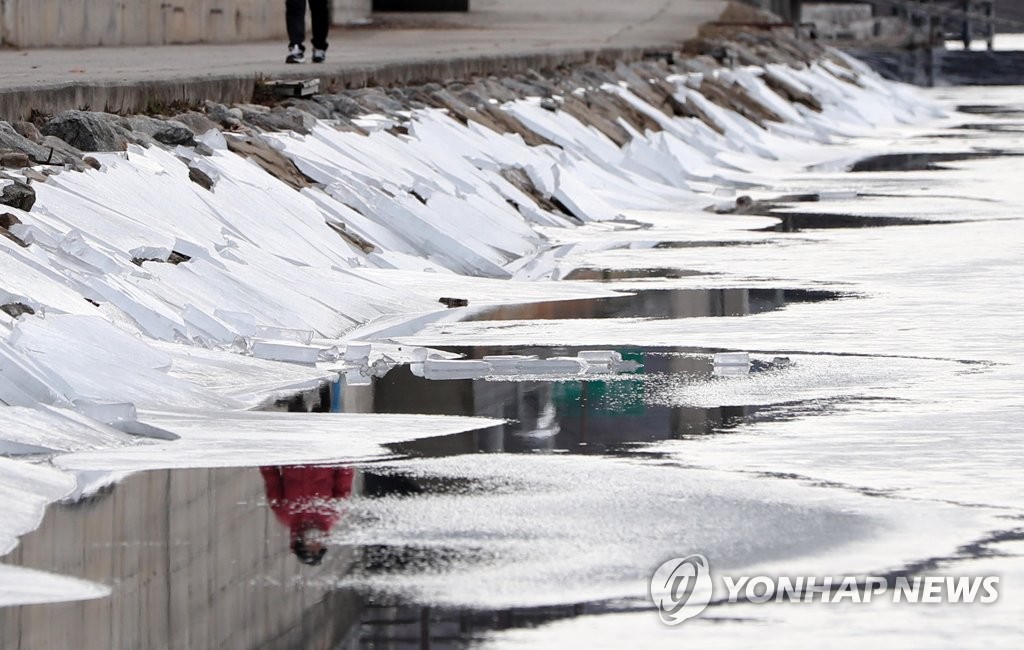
[
  {"xmin": 40, "ymin": 136, "xmax": 88, "ymax": 168},
  {"xmin": 323, "ymin": 94, "xmax": 365, "ymax": 118},
  {"xmin": 188, "ymin": 166, "xmax": 215, "ymax": 190},
  {"xmin": 0, "ymin": 178, "xmax": 35, "ymax": 211},
  {"xmin": 126, "ymin": 116, "xmax": 197, "ymax": 146},
  {"xmin": 193, "ymin": 143, "xmax": 215, "ymax": 157},
  {"xmin": 41, "ymin": 111, "xmax": 126, "ymax": 152},
  {"xmin": 82, "ymin": 156, "xmax": 102, "ymax": 170},
  {"xmin": 171, "ymin": 111, "xmax": 221, "ymax": 137},
  {"xmin": 204, "ymin": 101, "xmax": 244, "ymax": 129},
  {"xmin": 0, "ymin": 303, "xmax": 35, "ymax": 318},
  {"xmin": 225, "ymin": 135, "xmax": 312, "ymax": 190},
  {"xmin": 283, "ymin": 98, "xmax": 332, "ymax": 120},
  {"xmin": 0, "ymin": 211, "xmax": 25, "ymax": 246},
  {"xmin": 22, "ymin": 169, "xmax": 47, "ymax": 183},
  {"xmin": 0, "ymin": 122, "xmax": 57, "ymax": 164},
  {"xmin": 11, "ymin": 122, "xmax": 42, "ymax": 144},
  {"xmin": 239, "ymin": 105, "xmax": 317, "ymax": 134},
  {"xmin": 0, "ymin": 152, "xmax": 31, "ymax": 168}
]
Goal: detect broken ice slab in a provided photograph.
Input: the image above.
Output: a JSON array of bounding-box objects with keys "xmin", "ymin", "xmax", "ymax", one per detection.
[
  {"xmin": 342, "ymin": 369, "xmax": 373, "ymax": 386},
  {"xmin": 578, "ymin": 350, "xmax": 624, "ymax": 364},
  {"xmin": 519, "ymin": 357, "xmax": 588, "ymax": 375},
  {"xmin": 409, "ymin": 351, "xmax": 643, "ymax": 381},
  {"xmin": 420, "ymin": 358, "xmax": 493, "ymax": 380},
  {"xmin": 482, "ymin": 354, "xmax": 539, "ymax": 374},
  {"xmin": 250, "ymin": 340, "xmax": 320, "ymax": 365},
  {"xmin": 344, "ymin": 343, "xmax": 373, "ymax": 362},
  {"xmin": 111, "ymin": 420, "xmax": 179, "ymax": 441},
  {"xmin": 213, "ymin": 310, "xmax": 258, "ymax": 336},
  {"xmin": 254, "ymin": 325, "xmax": 314, "ymax": 345},
  {"xmin": 182, "ymin": 304, "xmax": 235, "ymax": 344},
  {"xmin": 714, "ymin": 364, "xmax": 751, "ymax": 377},
  {"xmin": 72, "ymin": 400, "xmax": 138, "ymax": 425},
  {"xmin": 713, "ymin": 352, "xmax": 751, "ymax": 366}
]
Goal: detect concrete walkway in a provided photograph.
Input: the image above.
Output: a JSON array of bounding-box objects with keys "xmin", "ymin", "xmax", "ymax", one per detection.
[{"xmin": 0, "ymin": 0, "xmax": 726, "ymax": 120}]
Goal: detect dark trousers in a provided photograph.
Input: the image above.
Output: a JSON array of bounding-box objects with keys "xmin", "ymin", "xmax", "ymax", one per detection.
[{"xmin": 286, "ymin": 0, "xmax": 330, "ymax": 51}]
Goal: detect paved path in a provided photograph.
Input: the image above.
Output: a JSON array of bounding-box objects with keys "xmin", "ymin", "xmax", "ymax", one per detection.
[{"xmin": 0, "ymin": 0, "xmax": 726, "ymax": 120}]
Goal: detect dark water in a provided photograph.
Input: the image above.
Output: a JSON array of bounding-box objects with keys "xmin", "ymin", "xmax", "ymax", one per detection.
[{"xmin": 0, "ymin": 284, "xmax": 846, "ymax": 650}]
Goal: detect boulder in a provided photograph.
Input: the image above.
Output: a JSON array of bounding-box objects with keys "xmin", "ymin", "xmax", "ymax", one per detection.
[
  {"xmin": 0, "ymin": 178, "xmax": 35, "ymax": 211},
  {"xmin": 188, "ymin": 166, "xmax": 215, "ymax": 191},
  {"xmin": 0, "ymin": 152, "xmax": 31, "ymax": 169},
  {"xmin": 125, "ymin": 116, "xmax": 197, "ymax": 146},
  {"xmin": 11, "ymin": 122, "xmax": 42, "ymax": 144},
  {"xmin": 0, "ymin": 122, "xmax": 56, "ymax": 164},
  {"xmin": 204, "ymin": 101, "xmax": 244, "ymax": 129},
  {"xmin": 238, "ymin": 105, "xmax": 316, "ymax": 134},
  {"xmin": 41, "ymin": 111, "xmax": 126, "ymax": 152},
  {"xmin": 40, "ymin": 136, "xmax": 87, "ymax": 168},
  {"xmin": 172, "ymin": 111, "xmax": 221, "ymax": 138}
]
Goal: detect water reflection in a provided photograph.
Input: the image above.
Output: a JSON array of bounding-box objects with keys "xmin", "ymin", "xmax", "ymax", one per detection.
[
  {"xmin": 261, "ymin": 465, "xmax": 356, "ymax": 565},
  {"xmin": 0, "ymin": 283, "xmax": 849, "ymax": 648}
]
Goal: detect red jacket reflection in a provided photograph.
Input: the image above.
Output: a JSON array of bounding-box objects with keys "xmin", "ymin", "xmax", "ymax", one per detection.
[{"xmin": 260, "ymin": 466, "xmax": 355, "ymax": 542}]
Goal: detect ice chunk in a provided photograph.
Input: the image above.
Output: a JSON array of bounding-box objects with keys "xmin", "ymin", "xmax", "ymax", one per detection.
[
  {"xmin": 0, "ymin": 565, "xmax": 111, "ymax": 607},
  {"xmin": 422, "ymin": 358, "xmax": 492, "ymax": 380},
  {"xmin": 344, "ymin": 343, "xmax": 373, "ymax": 362},
  {"xmin": 250, "ymin": 340, "xmax": 320, "ymax": 364},
  {"xmin": 213, "ymin": 309, "xmax": 258, "ymax": 336},
  {"xmin": 254, "ymin": 325, "xmax": 314, "ymax": 345},
  {"xmin": 519, "ymin": 357, "xmax": 588, "ymax": 375},
  {"xmin": 72, "ymin": 399, "xmax": 138, "ymax": 425},
  {"xmin": 182, "ymin": 304, "xmax": 236, "ymax": 344},
  {"xmin": 713, "ymin": 352, "xmax": 751, "ymax": 366}
]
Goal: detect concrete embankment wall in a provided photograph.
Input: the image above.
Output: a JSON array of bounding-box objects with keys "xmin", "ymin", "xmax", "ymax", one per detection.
[
  {"xmin": 0, "ymin": 0, "xmax": 371, "ymax": 48},
  {"xmin": 0, "ymin": 467, "xmax": 365, "ymax": 649}
]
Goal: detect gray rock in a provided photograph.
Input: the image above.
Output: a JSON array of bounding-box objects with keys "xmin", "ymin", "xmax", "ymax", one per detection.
[
  {"xmin": 0, "ymin": 121, "xmax": 55, "ymax": 164},
  {"xmin": 11, "ymin": 122, "xmax": 42, "ymax": 144},
  {"xmin": 188, "ymin": 166, "xmax": 215, "ymax": 191},
  {"xmin": 351, "ymin": 89, "xmax": 406, "ymax": 113},
  {"xmin": 284, "ymin": 98, "xmax": 332, "ymax": 120},
  {"xmin": 1, "ymin": 211, "xmax": 28, "ymax": 247},
  {"xmin": 0, "ymin": 303, "xmax": 34, "ymax": 318},
  {"xmin": 0, "ymin": 152, "xmax": 31, "ymax": 168},
  {"xmin": 41, "ymin": 111, "xmax": 126, "ymax": 152},
  {"xmin": 240, "ymin": 106, "xmax": 316, "ymax": 134},
  {"xmin": 1, "ymin": 178, "xmax": 36, "ymax": 211},
  {"xmin": 204, "ymin": 101, "xmax": 244, "ymax": 129},
  {"xmin": 126, "ymin": 115, "xmax": 197, "ymax": 146},
  {"xmin": 323, "ymin": 94, "xmax": 364, "ymax": 118},
  {"xmin": 41, "ymin": 136, "xmax": 86, "ymax": 162},
  {"xmin": 172, "ymin": 111, "xmax": 221, "ymax": 137}
]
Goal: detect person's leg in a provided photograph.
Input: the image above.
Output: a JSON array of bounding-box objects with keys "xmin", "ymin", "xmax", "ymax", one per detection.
[
  {"xmin": 310, "ymin": 0, "xmax": 330, "ymax": 52},
  {"xmin": 285, "ymin": 0, "xmax": 307, "ymax": 49}
]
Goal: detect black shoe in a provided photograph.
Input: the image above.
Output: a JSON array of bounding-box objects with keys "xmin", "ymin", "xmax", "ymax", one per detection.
[
  {"xmin": 286, "ymin": 44, "xmax": 305, "ymax": 64},
  {"xmin": 312, "ymin": 49, "xmax": 327, "ymax": 64}
]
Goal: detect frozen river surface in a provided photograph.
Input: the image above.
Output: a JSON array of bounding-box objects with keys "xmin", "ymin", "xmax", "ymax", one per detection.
[{"xmin": 3, "ymin": 85, "xmax": 1024, "ymax": 648}]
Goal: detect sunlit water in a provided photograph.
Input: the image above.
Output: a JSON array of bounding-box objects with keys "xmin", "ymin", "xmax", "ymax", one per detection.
[{"xmin": 3, "ymin": 86, "xmax": 1024, "ymax": 648}]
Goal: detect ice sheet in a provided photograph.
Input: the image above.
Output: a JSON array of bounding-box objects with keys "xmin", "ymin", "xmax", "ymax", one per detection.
[
  {"xmin": 54, "ymin": 411, "xmax": 500, "ymax": 472},
  {"xmin": 0, "ymin": 565, "xmax": 110, "ymax": 607}
]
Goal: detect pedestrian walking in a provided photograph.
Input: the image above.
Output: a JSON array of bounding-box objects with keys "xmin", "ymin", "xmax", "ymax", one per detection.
[{"xmin": 285, "ymin": 0, "xmax": 330, "ymax": 64}]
